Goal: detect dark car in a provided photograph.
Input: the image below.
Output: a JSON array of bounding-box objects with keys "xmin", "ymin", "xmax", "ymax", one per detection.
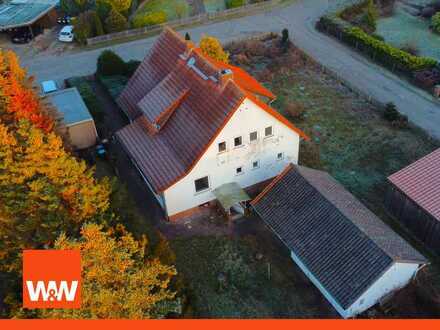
[
  {"xmin": 11, "ymin": 29, "xmax": 33, "ymax": 44},
  {"xmin": 57, "ymin": 15, "xmax": 72, "ymax": 25}
]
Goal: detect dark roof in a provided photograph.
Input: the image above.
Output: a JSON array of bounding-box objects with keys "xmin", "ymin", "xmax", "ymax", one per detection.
[
  {"xmin": 115, "ymin": 28, "xmax": 307, "ymax": 192},
  {"xmin": 388, "ymin": 148, "xmax": 440, "ymax": 222},
  {"xmin": 252, "ymin": 164, "xmax": 426, "ymax": 309}
]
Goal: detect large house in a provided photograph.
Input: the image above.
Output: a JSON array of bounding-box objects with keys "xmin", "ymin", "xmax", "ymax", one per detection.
[
  {"xmin": 252, "ymin": 164, "xmax": 427, "ymax": 318},
  {"xmin": 115, "ymin": 28, "xmax": 308, "ymax": 220}
]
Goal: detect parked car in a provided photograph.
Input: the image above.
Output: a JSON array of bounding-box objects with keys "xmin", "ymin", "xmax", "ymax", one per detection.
[
  {"xmin": 58, "ymin": 25, "xmax": 74, "ymax": 42},
  {"xmin": 11, "ymin": 30, "xmax": 32, "ymax": 44},
  {"xmin": 57, "ymin": 15, "xmax": 72, "ymax": 25}
]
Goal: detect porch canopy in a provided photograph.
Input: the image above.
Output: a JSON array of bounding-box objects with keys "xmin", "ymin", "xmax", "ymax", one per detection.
[{"xmin": 213, "ymin": 182, "xmax": 250, "ymax": 214}]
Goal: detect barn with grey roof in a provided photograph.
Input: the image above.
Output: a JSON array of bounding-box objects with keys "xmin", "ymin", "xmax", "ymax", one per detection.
[{"xmin": 251, "ymin": 163, "xmax": 426, "ymax": 318}]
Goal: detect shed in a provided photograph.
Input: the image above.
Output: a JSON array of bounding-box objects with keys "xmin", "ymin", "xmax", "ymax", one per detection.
[
  {"xmin": 251, "ymin": 164, "xmax": 427, "ymax": 318},
  {"xmin": 386, "ymin": 148, "xmax": 440, "ymax": 254},
  {"xmin": 0, "ymin": 0, "xmax": 57, "ymax": 32},
  {"xmin": 47, "ymin": 87, "xmax": 98, "ymax": 149}
]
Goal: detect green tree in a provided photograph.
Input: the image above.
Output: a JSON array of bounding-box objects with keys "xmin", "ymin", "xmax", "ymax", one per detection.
[
  {"xmin": 101, "ymin": 0, "xmax": 132, "ymax": 13},
  {"xmin": 432, "ymin": 12, "xmax": 440, "ymax": 33},
  {"xmin": 131, "ymin": 10, "xmax": 167, "ymax": 28},
  {"xmin": 105, "ymin": 8, "xmax": 128, "ymax": 33},
  {"xmin": 40, "ymin": 223, "xmax": 178, "ymax": 319},
  {"xmin": 225, "ymin": 0, "xmax": 245, "ymax": 9},
  {"xmin": 361, "ymin": 0, "xmax": 378, "ymax": 32},
  {"xmin": 97, "ymin": 50, "xmax": 127, "ymax": 76}
]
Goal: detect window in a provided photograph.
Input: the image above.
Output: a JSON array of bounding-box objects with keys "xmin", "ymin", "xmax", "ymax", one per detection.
[
  {"xmin": 250, "ymin": 131, "xmax": 258, "ymax": 142},
  {"xmin": 234, "ymin": 136, "xmax": 243, "ymax": 147},
  {"xmin": 265, "ymin": 126, "xmax": 273, "ymax": 137},
  {"xmin": 277, "ymin": 152, "xmax": 284, "ymax": 160},
  {"xmin": 194, "ymin": 176, "xmax": 209, "ymax": 192},
  {"xmin": 236, "ymin": 167, "xmax": 243, "ymax": 175},
  {"xmin": 218, "ymin": 141, "xmax": 226, "ymax": 153},
  {"xmin": 252, "ymin": 160, "xmax": 260, "ymax": 169}
]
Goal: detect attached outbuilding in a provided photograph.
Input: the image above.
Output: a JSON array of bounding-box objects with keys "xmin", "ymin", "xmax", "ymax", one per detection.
[
  {"xmin": 0, "ymin": 0, "xmax": 57, "ymax": 33},
  {"xmin": 47, "ymin": 87, "xmax": 98, "ymax": 150},
  {"xmin": 386, "ymin": 148, "xmax": 440, "ymax": 254},
  {"xmin": 251, "ymin": 164, "xmax": 427, "ymax": 318}
]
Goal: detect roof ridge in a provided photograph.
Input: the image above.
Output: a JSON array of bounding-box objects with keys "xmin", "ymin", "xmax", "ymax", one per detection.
[{"xmin": 251, "ymin": 163, "xmax": 294, "ymax": 206}]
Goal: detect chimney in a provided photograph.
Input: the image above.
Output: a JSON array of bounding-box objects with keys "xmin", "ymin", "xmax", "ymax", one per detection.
[{"xmin": 219, "ymin": 68, "xmax": 233, "ymax": 85}]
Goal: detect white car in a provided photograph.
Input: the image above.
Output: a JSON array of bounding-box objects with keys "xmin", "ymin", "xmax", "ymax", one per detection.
[{"xmin": 58, "ymin": 25, "xmax": 74, "ymax": 42}]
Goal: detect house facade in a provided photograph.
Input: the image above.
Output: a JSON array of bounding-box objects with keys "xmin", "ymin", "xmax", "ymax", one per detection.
[
  {"xmin": 115, "ymin": 27, "xmax": 307, "ymax": 220},
  {"xmin": 252, "ymin": 164, "xmax": 427, "ymax": 318}
]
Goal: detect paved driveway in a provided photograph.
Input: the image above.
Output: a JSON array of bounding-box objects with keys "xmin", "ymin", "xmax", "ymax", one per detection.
[{"xmin": 20, "ymin": 0, "xmax": 440, "ymax": 139}]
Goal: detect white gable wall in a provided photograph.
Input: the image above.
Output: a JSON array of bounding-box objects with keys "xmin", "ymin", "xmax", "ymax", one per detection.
[
  {"xmin": 290, "ymin": 249, "xmax": 420, "ymax": 318},
  {"xmin": 163, "ymin": 98, "xmax": 300, "ymax": 217},
  {"xmin": 344, "ymin": 261, "xmax": 420, "ymax": 318}
]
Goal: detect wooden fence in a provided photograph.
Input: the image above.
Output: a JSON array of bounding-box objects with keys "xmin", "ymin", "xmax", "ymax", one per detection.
[{"xmin": 86, "ymin": 0, "xmax": 282, "ymax": 46}]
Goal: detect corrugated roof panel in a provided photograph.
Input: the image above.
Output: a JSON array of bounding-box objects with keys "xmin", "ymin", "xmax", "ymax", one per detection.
[{"xmin": 388, "ymin": 148, "xmax": 440, "ymax": 222}]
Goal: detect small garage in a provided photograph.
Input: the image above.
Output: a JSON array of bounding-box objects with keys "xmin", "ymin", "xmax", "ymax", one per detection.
[
  {"xmin": 47, "ymin": 87, "xmax": 98, "ymax": 150},
  {"xmin": 251, "ymin": 163, "xmax": 427, "ymax": 318},
  {"xmin": 0, "ymin": 0, "xmax": 57, "ymax": 39},
  {"xmin": 386, "ymin": 148, "xmax": 440, "ymax": 254}
]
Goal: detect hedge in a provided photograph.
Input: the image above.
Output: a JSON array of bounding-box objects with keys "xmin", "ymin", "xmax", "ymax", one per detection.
[
  {"xmin": 132, "ymin": 10, "xmax": 167, "ymax": 28},
  {"xmin": 316, "ymin": 15, "xmax": 438, "ymax": 74}
]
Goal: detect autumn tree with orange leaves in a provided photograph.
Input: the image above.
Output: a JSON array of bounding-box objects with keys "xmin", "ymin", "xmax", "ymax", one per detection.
[
  {"xmin": 0, "ymin": 51, "xmax": 55, "ymax": 132},
  {"xmin": 39, "ymin": 224, "xmax": 178, "ymax": 319}
]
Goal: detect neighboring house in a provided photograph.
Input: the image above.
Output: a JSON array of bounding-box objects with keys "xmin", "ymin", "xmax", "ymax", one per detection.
[
  {"xmin": 47, "ymin": 87, "xmax": 98, "ymax": 150},
  {"xmin": 386, "ymin": 148, "xmax": 440, "ymax": 254},
  {"xmin": 115, "ymin": 27, "xmax": 308, "ymax": 220},
  {"xmin": 251, "ymin": 164, "xmax": 427, "ymax": 319}
]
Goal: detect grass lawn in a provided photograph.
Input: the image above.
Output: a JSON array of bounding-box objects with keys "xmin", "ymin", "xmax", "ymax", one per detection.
[
  {"xmin": 203, "ymin": 0, "xmax": 226, "ymax": 13},
  {"xmin": 136, "ymin": 0, "xmax": 190, "ymax": 20},
  {"xmin": 224, "ymin": 36, "xmax": 440, "ymax": 316},
  {"xmin": 171, "ymin": 229, "xmax": 336, "ymax": 318}
]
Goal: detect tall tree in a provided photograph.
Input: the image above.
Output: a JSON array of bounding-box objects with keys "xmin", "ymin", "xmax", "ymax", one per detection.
[
  {"xmin": 0, "ymin": 120, "xmax": 111, "ymax": 272},
  {"xmin": 199, "ymin": 36, "xmax": 229, "ymax": 63},
  {"xmin": 0, "ymin": 51, "xmax": 54, "ymax": 132},
  {"xmin": 41, "ymin": 224, "xmax": 178, "ymax": 319}
]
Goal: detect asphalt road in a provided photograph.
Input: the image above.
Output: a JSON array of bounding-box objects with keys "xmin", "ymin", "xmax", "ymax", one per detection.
[{"xmin": 19, "ymin": 0, "xmax": 440, "ymax": 139}]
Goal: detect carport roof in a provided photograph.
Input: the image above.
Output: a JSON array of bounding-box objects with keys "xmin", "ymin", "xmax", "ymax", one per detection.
[
  {"xmin": 46, "ymin": 87, "xmax": 93, "ymax": 126},
  {"xmin": 0, "ymin": 0, "xmax": 57, "ymax": 30},
  {"xmin": 213, "ymin": 182, "xmax": 251, "ymax": 212}
]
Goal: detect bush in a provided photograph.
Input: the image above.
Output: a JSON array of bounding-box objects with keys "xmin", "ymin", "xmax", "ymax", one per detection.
[
  {"xmin": 105, "ymin": 8, "xmax": 128, "ymax": 33},
  {"xmin": 432, "ymin": 12, "xmax": 440, "ymax": 33},
  {"xmin": 99, "ymin": 75, "xmax": 129, "ymax": 99},
  {"xmin": 65, "ymin": 77, "xmax": 104, "ymax": 122},
  {"xmin": 285, "ymin": 102, "xmax": 306, "ymax": 120},
  {"xmin": 132, "ymin": 10, "xmax": 167, "ymax": 28},
  {"xmin": 199, "ymin": 36, "xmax": 229, "ymax": 63},
  {"xmin": 124, "ymin": 60, "xmax": 141, "ymax": 77},
  {"xmin": 97, "ymin": 50, "xmax": 127, "ymax": 76},
  {"xmin": 225, "ymin": 0, "xmax": 245, "ymax": 9},
  {"xmin": 361, "ymin": 0, "xmax": 378, "ymax": 31},
  {"xmin": 344, "ymin": 27, "xmax": 437, "ymax": 72},
  {"xmin": 383, "ymin": 102, "xmax": 399, "ymax": 121}
]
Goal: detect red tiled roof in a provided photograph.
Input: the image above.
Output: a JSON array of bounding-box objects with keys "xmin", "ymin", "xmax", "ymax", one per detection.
[
  {"xmin": 201, "ymin": 52, "xmax": 276, "ymax": 100},
  {"xmin": 115, "ymin": 27, "xmax": 306, "ymax": 192},
  {"xmin": 388, "ymin": 148, "xmax": 440, "ymax": 221}
]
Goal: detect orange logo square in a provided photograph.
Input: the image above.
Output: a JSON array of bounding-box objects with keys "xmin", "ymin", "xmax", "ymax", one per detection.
[{"xmin": 23, "ymin": 250, "xmax": 81, "ymax": 309}]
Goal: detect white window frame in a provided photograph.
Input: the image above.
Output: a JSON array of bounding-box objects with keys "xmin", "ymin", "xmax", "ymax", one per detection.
[
  {"xmin": 277, "ymin": 152, "xmax": 284, "ymax": 161},
  {"xmin": 235, "ymin": 166, "xmax": 244, "ymax": 176},
  {"xmin": 194, "ymin": 176, "xmax": 210, "ymax": 194},
  {"xmin": 264, "ymin": 126, "xmax": 274, "ymax": 138},
  {"xmin": 252, "ymin": 160, "xmax": 260, "ymax": 170},
  {"xmin": 234, "ymin": 136, "xmax": 243, "ymax": 148},
  {"xmin": 218, "ymin": 141, "xmax": 226, "ymax": 153},
  {"xmin": 249, "ymin": 131, "xmax": 258, "ymax": 143}
]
